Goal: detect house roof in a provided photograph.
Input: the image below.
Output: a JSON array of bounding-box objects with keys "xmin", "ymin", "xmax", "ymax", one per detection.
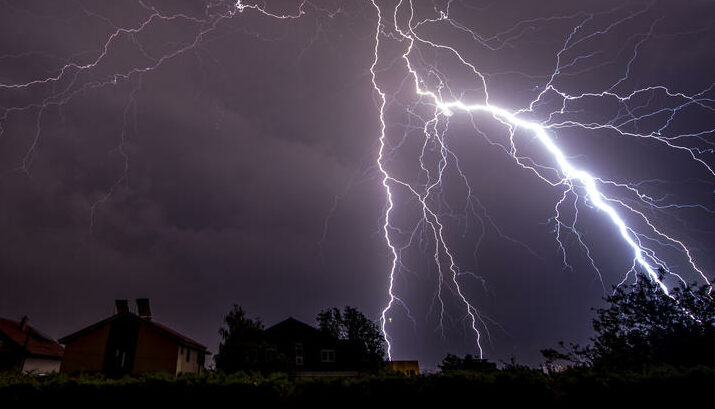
[
  {"xmin": 265, "ymin": 317, "xmax": 320, "ymax": 334},
  {"xmin": 148, "ymin": 320, "xmax": 209, "ymax": 353},
  {"xmin": 0, "ymin": 317, "xmax": 64, "ymax": 359},
  {"xmin": 264, "ymin": 317, "xmax": 340, "ymax": 344},
  {"xmin": 58, "ymin": 313, "xmax": 208, "ymax": 353}
]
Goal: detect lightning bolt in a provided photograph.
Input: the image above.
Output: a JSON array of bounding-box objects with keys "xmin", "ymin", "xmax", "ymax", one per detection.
[
  {"xmin": 1, "ymin": 0, "xmax": 713, "ymax": 362},
  {"xmin": 369, "ymin": 0, "xmax": 713, "ymax": 360}
]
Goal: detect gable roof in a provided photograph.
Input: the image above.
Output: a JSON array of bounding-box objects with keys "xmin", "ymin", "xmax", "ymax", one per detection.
[
  {"xmin": 58, "ymin": 313, "xmax": 208, "ymax": 352},
  {"xmin": 148, "ymin": 320, "xmax": 209, "ymax": 352},
  {"xmin": 0, "ymin": 317, "xmax": 64, "ymax": 358},
  {"xmin": 265, "ymin": 317, "xmax": 320, "ymax": 334},
  {"xmin": 264, "ymin": 317, "xmax": 340, "ymax": 344}
]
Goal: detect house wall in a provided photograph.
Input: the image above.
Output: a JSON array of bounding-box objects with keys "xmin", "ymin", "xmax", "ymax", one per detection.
[
  {"xmin": 132, "ymin": 323, "xmax": 178, "ymax": 374},
  {"xmin": 103, "ymin": 316, "xmax": 140, "ymax": 376},
  {"xmin": 176, "ymin": 346, "xmax": 203, "ymax": 374},
  {"xmin": 265, "ymin": 319, "xmax": 355, "ymax": 372},
  {"xmin": 23, "ymin": 357, "xmax": 61, "ymax": 375},
  {"xmin": 61, "ymin": 325, "xmax": 110, "ymax": 374},
  {"xmin": 0, "ymin": 334, "xmax": 23, "ymax": 371}
]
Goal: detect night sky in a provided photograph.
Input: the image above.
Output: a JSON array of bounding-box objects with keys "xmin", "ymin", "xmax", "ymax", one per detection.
[{"xmin": 1, "ymin": 0, "xmax": 714, "ymax": 369}]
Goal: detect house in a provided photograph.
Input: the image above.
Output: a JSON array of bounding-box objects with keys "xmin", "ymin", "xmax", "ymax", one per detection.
[
  {"xmin": 0, "ymin": 316, "xmax": 64, "ymax": 375},
  {"xmin": 59, "ymin": 299, "xmax": 209, "ymax": 376},
  {"xmin": 262, "ymin": 317, "xmax": 364, "ymax": 376}
]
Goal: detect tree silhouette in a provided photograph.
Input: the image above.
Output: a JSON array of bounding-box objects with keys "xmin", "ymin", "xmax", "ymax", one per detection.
[
  {"xmin": 543, "ymin": 270, "xmax": 715, "ymax": 371},
  {"xmin": 214, "ymin": 305, "xmax": 266, "ymax": 372},
  {"xmin": 317, "ymin": 306, "xmax": 386, "ymax": 369}
]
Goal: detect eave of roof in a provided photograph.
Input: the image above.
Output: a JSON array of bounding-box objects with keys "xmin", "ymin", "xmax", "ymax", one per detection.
[
  {"xmin": 58, "ymin": 313, "xmax": 208, "ymax": 352},
  {"xmin": 0, "ymin": 317, "xmax": 64, "ymax": 358}
]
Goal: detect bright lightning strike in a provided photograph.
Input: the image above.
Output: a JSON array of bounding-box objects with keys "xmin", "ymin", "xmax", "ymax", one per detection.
[
  {"xmin": 369, "ymin": 0, "xmax": 713, "ymax": 360},
  {"xmin": 1, "ymin": 0, "xmax": 713, "ymax": 363}
]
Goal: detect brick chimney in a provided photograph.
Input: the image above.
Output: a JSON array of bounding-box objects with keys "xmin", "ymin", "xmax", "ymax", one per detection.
[
  {"xmin": 115, "ymin": 299, "xmax": 129, "ymax": 315},
  {"xmin": 136, "ymin": 298, "xmax": 151, "ymax": 320}
]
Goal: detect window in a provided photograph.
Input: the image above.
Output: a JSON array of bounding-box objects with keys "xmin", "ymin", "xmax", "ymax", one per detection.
[
  {"xmin": 295, "ymin": 343, "xmax": 304, "ymax": 366},
  {"xmin": 116, "ymin": 349, "xmax": 126, "ymax": 368},
  {"xmin": 186, "ymin": 348, "xmax": 191, "ymax": 362},
  {"xmin": 320, "ymin": 349, "xmax": 336, "ymax": 363}
]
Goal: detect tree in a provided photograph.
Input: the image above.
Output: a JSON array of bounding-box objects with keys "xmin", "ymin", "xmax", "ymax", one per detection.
[
  {"xmin": 542, "ymin": 270, "xmax": 715, "ymax": 371},
  {"xmin": 214, "ymin": 305, "xmax": 266, "ymax": 372},
  {"xmin": 316, "ymin": 307, "xmax": 343, "ymax": 339},
  {"xmin": 316, "ymin": 306, "xmax": 386, "ymax": 369}
]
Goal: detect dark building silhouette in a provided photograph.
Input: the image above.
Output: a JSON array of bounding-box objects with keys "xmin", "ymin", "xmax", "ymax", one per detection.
[
  {"xmin": 0, "ymin": 316, "xmax": 64, "ymax": 374},
  {"xmin": 59, "ymin": 299, "xmax": 209, "ymax": 376},
  {"xmin": 262, "ymin": 317, "xmax": 362, "ymax": 376}
]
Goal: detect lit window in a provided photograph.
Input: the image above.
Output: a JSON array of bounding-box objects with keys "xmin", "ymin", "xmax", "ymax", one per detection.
[{"xmin": 320, "ymin": 349, "xmax": 336, "ymax": 363}]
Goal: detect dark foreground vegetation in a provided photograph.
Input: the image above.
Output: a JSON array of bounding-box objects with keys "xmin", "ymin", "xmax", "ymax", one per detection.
[{"xmin": 1, "ymin": 367, "xmax": 714, "ymax": 408}]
